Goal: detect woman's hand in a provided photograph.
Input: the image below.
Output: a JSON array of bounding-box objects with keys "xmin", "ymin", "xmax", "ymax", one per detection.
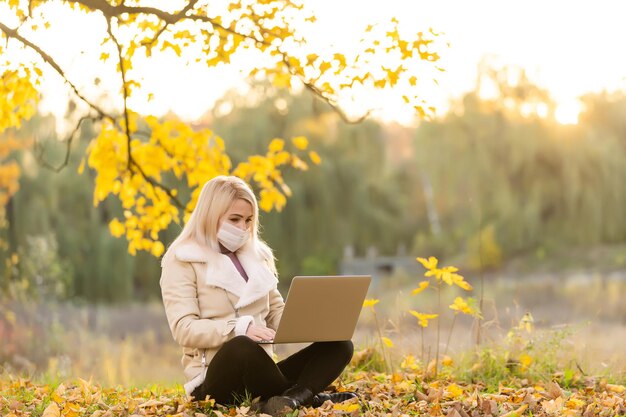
[{"xmin": 246, "ymin": 324, "xmax": 276, "ymax": 342}]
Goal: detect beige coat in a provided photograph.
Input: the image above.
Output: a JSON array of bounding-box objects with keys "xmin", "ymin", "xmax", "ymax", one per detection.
[{"xmin": 160, "ymin": 240, "xmax": 284, "ymax": 395}]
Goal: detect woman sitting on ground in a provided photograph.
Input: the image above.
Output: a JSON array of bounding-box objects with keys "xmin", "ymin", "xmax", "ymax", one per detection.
[{"xmin": 160, "ymin": 175, "xmax": 357, "ymax": 415}]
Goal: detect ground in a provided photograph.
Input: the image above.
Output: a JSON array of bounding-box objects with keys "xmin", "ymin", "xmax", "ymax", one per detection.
[{"xmin": 1, "ymin": 371, "xmax": 625, "ymax": 417}]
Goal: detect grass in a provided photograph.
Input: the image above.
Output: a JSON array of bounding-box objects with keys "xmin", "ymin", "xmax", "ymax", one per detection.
[
  {"xmin": 2, "ymin": 264, "xmax": 626, "ymax": 415},
  {"xmin": 1, "ymin": 331, "xmax": 625, "ymax": 416}
]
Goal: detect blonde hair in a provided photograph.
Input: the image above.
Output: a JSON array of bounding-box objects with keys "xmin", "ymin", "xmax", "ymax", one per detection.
[{"xmin": 163, "ymin": 176, "xmax": 276, "ymax": 273}]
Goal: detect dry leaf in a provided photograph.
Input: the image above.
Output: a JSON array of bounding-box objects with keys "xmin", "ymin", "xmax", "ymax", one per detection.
[
  {"xmin": 541, "ymin": 396, "xmax": 564, "ymax": 415},
  {"xmin": 546, "ymin": 381, "xmax": 564, "ymax": 399},
  {"xmin": 606, "ymin": 383, "xmax": 625, "ymax": 393},
  {"xmin": 500, "ymin": 403, "xmax": 528, "ymax": 417},
  {"xmin": 446, "ymin": 408, "xmax": 462, "ymax": 417},
  {"xmin": 138, "ymin": 399, "xmax": 165, "ymax": 408},
  {"xmin": 414, "ymin": 390, "xmax": 428, "ymax": 402},
  {"xmin": 41, "ymin": 402, "xmax": 61, "ymax": 417}
]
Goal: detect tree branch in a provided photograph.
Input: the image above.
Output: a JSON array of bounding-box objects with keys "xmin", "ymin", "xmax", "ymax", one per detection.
[
  {"xmin": 67, "ymin": 0, "xmax": 269, "ymax": 47},
  {"xmin": 302, "ymin": 81, "xmax": 372, "ymax": 124},
  {"xmin": 105, "ymin": 16, "xmax": 185, "ymax": 210},
  {"xmin": 129, "ymin": 159, "xmax": 186, "ymax": 210},
  {"xmin": 140, "ymin": 0, "xmax": 199, "ymax": 47},
  {"xmin": 105, "ymin": 18, "xmax": 132, "ymax": 171},
  {"xmin": 68, "ymin": 0, "xmax": 360, "ymax": 126},
  {"xmin": 0, "ymin": 21, "xmax": 114, "ymax": 121},
  {"xmin": 278, "ymin": 54, "xmax": 373, "ymax": 124},
  {"xmin": 35, "ymin": 114, "xmax": 100, "ymax": 172},
  {"xmin": 260, "ymin": 36, "xmax": 377, "ymax": 124}
]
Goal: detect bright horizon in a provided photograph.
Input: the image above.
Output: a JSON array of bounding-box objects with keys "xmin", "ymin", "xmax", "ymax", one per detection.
[{"xmin": 3, "ymin": 0, "xmax": 626, "ymax": 128}]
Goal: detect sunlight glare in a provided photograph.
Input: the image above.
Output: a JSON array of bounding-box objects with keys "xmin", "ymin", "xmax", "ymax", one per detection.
[
  {"xmin": 555, "ymin": 100, "xmax": 582, "ymax": 125},
  {"xmin": 3, "ymin": 0, "xmax": 626, "ymax": 126}
]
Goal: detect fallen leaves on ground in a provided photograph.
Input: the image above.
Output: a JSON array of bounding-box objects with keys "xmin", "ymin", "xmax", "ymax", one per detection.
[{"xmin": 1, "ymin": 374, "xmax": 625, "ymax": 417}]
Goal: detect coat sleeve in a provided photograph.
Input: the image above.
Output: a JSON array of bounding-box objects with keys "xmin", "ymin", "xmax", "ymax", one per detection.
[
  {"xmin": 265, "ymin": 288, "xmax": 284, "ymax": 331},
  {"xmin": 160, "ymin": 257, "xmax": 238, "ymax": 349}
]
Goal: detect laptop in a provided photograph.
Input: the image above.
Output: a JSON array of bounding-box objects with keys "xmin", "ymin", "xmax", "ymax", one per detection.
[{"xmin": 258, "ymin": 275, "xmax": 371, "ymax": 344}]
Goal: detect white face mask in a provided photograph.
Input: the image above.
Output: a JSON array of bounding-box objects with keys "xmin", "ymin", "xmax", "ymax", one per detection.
[{"xmin": 217, "ymin": 221, "xmax": 250, "ymax": 252}]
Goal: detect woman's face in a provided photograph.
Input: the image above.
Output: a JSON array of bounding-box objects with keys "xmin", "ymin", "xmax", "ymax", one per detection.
[{"xmin": 221, "ymin": 198, "xmax": 253, "ymax": 231}]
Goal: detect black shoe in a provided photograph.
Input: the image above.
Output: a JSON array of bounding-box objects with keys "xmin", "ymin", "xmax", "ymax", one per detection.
[
  {"xmin": 260, "ymin": 385, "xmax": 314, "ymax": 416},
  {"xmin": 281, "ymin": 384, "xmax": 314, "ymax": 406},
  {"xmin": 260, "ymin": 396, "xmax": 298, "ymax": 416},
  {"xmin": 311, "ymin": 391, "xmax": 358, "ymax": 408}
]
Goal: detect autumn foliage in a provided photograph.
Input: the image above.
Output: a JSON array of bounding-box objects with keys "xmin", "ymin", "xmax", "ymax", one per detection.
[
  {"xmin": 0, "ymin": 62, "xmax": 38, "ymax": 224},
  {"xmin": 1, "ymin": 372, "xmax": 625, "ymax": 416},
  {"xmin": 0, "ymin": 0, "xmax": 443, "ymax": 256}
]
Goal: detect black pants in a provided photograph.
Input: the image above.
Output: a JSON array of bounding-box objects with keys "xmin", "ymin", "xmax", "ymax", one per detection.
[{"xmin": 191, "ymin": 336, "xmax": 353, "ymax": 405}]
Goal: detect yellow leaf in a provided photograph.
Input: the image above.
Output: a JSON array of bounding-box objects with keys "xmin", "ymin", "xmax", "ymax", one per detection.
[
  {"xmin": 453, "ymin": 274, "xmax": 473, "ymax": 291},
  {"xmin": 449, "ymin": 297, "xmax": 472, "ymax": 315},
  {"xmin": 308, "ymin": 150, "xmax": 321, "ymax": 165},
  {"xmin": 291, "ymin": 136, "xmax": 308, "ymax": 150},
  {"xmin": 306, "ymin": 53, "xmax": 318, "ymax": 64},
  {"xmin": 409, "ymin": 310, "xmax": 438, "ymax": 328},
  {"xmin": 400, "ymin": 354, "xmax": 420, "ymax": 371},
  {"xmin": 333, "ymin": 53, "xmax": 346, "ymax": 67},
  {"xmin": 268, "ymin": 138, "xmax": 284, "ymax": 153},
  {"xmin": 411, "ymin": 280, "xmax": 429, "ymax": 295},
  {"xmin": 273, "ymin": 151, "xmax": 290, "ymax": 165},
  {"xmin": 151, "ymin": 241, "xmax": 165, "ymax": 257},
  {"xmin": 373, "ymin": 78, "xmax": 386, "ymax": 88},
  {"xmin": 441, "ymin": 355, "xmax": 453, "ymax": 367},
  {"xmin": 272, "ymin": 72, "xmax": 291, "ymax": 88},
  {"xmin": 333, "ymin": 403, "xmax": 359, "ymax": 412},
  {"xmin": 381, "ymin": 337, "xmax": 394, "ymax": 348},
  {"xmin": 519, "ymin": 353, "xmax": 533, "ymax": 372},
  {"xmin": 416, "ymin": 256, "xmax": 438, "ymax": 270},
  {"xmin": 319, "ymin": 61, "xmax": 331, "ymax": 73},
  {"xmin": 565, "ymin": 397, "xmax": 585, "ymax": 409},
  {"xmin": 109, "ymin": 218, "xmax": 125, "ymax": 237},
  {"xmin": 362, "ymin": 299, "xmax": 379, "ymax": 308},
  {"xmin": 100, "ymin": 52, "xmax": 109, "ymax": 62},
  {"xmin": 445, "ymin": 383, "xmax": 463, "ymax": 398},
  {"xmin": 414, "ymin": 105, "xmax": 426, "ymax": 118}
]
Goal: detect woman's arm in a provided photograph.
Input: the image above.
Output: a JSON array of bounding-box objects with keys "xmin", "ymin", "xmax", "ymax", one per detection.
[{"xmin": 160, "ymin": 258, "xmax": 242, "ymax": 349}]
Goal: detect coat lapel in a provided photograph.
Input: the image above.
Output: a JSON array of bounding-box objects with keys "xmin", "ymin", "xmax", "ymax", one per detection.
[
  {"xmin": 175, "ymin": 240, "xmax": 278, "ymax": 309},
  {"xmin": 235, "ymin": 244, "xmax": 279, "ymax": 308}
]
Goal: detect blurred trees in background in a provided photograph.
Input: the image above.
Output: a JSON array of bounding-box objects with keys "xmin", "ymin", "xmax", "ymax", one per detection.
[
  {"xmin": 1, "ymin": 66, "xmax": 625, "ymax": 303},
  {"xmin": 0, "ymin": 0, "xmax": 443, "ymax": 258},
  {"xmin": 411, "ymin": 70, "xmax": 626, "ymax": 266},
  {"xmin": 0, "ymin": 0, "xmax": 445, "ymax": 302}
]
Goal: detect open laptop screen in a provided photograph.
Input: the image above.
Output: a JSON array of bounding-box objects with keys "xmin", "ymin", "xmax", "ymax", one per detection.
[{"xmin": 260, "ymin": 275, "xmax": 371, "ymax": 344}]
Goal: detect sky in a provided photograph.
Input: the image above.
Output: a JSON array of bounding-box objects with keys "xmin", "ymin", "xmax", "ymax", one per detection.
[
  {"xmin": 3, "ymin": 0, "xmax": 626, "ymax": 127},
  {"xmin": 315, "ymin": 0, "xmax": 626, "ymax": 124}
]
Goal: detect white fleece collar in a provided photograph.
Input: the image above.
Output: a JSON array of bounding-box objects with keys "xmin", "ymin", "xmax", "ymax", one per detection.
[{"xmin": 175, "ymin": 241, "xmax": 278, "ymax": 309}]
